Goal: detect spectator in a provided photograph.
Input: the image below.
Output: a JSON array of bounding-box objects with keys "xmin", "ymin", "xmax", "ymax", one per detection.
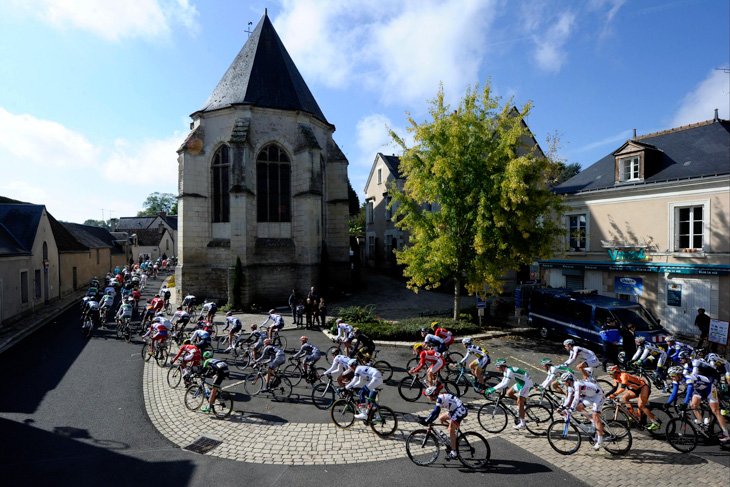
[
  {"xmin": 318, "ymin": 298, "xmax": 327, "ymax": 328},
  {"xmin": 305, "ymin": 298, "xmax": 314, "ymax": 329},
  {"xmin": 307, "ymin": 286, "xmax": 319, "ymax": 303},
  {"xmin": 311, "ymin": 299, "xmax": 319, "ymax": 330},
  {"xmin": 695, "ymin": 308, "xmax": 712, "ymax": 350},
  {"xmin": 619, "ymin": 322, "xmax": 637, "ymax": 367},
  {"xmin": 600, "ymin": 317, "xmax": 620, "ymax": 372},
  {"xmin": 295, "ymin": 300, "xmax": 305, "ymax": 328},
  {"xmin": 288, "ymin": 289, "xmax": 299, "ymax": 325}
]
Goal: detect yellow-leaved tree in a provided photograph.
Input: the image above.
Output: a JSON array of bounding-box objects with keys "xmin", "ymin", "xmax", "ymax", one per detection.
[{"xmin": 388, "ymin": 82, "xmax": 565, "ymax": 319}]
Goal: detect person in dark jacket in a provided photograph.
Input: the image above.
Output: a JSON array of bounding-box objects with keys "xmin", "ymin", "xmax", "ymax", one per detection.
[
  {"xmin": 601, "ymin": 317, "xmax": 620, "ymax": 372},
  {"xmin": 619, "ymin": 322, "xmax": 637, "ymax": 367}
]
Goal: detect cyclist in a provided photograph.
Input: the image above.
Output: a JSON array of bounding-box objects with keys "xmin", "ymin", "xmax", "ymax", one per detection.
[
  {"xmin": 334, "ymin": 319, "xmax": 354, "ymax": 355},
  {"xmin": 201, "ymin": 300, "xmax": 218, "ymax": 322},
  {"xmin": 345, "ymin": 360, "xmax": 383, "ymax": 419},
  {"xmin": 321, "ymin": 351, "xmax": 355, "ymax": 388},
  {"xmin": 139, "ymin": 272, "xmax": 147, "ymax": 290},
  {"xmin": 253, "ymin": 338, "xmax": 286, "ymax": 392},
  {"xmin": 181, "ymin": 293, "xmax": 196, "ymax": 313},
  {"xmin": 199, "ymin": 351, "xmax": 230, "ymax": 413},
  {"xmin": 560, "ymin": 339, "xmax": 599, "ymax": 380},
  {"xmin": 171, "ymin": 339, "xmax": 202, "ymax": 386},
  {"xmin": 140, "ymin": 300, "xmax": 155, "ymax": 331},
  {"xmin": 115, "ymin": 297, "xmax": 134, "ymax": 327},
  {"xmin": 261, "ymin": 309, "xmax": 285, "ymax": 341},
  {"xmin": 142, "ymin": 314, "xmax": 169, "ymax": 354},
  {"xmin": 222, "ymin": 311, "xmax": 243, "ymax": 352},
  {"xmin": 248, "ymin": 324, "xmax": 267, "ymax": 360},
  {"xmin": 459, "ymin": 338, "xmax": 490, "ymax": 391},
  {"xmin": 171, "ymin": 306, "xmax": 191, "ymax": 337},
  {"xmin": 82, "ymin": 299, "xmax": 101, "ymax": 329},
  {"xmin": 665, "ymin": 335, "xmax": 694, "ymax": 364},
  {"xmin": 665, "ymin": 366, "xmax": 729, "ymax": 442},
  {"xmin": 631, "ymin": 336, "xmax": 668, "ymax": 382},
  {"xmin": 484, "ymin": 359, "xmax": 534, "ymax": 430},
  {"xmin": 291, "ymin": 336, "xmax": 321, "ymax": 377},
  {"xmin": 349, "ymin": 328, "xmax": 375, "ymax": 360},
  {"xmin": 103, "ymin": 285, "xmax": 116, "ymax": 300},
  {"xmin": 190, "ymin": 327, "xmax": 212, "ymax": 355},
  {"xmin": 409, "ymin": 343, "xmax": 444, "ymax": 387},
  {"xmin": 421, "ymin": 328, "xmax": 447, "ymax": 354},
  {"xmin": 538, "ymin": 357, "xmax": 574, "ymax": 395},
  {"xmin": 99, "ymin": 291, "xmax": 114, "ymax": 319},
  {"xmin": 560, "ymin": 372, "xmax": 606, "ymax": 450},
  {"xmin": 431, "ymin": 322, "xmax": 454, "ymax": 348},
  {"xmin": 150, "ymin": 294, "xmax": 165, "ymax": 314},
  {"xmin": 678, "ymin": 351, "xmax": 721, "ymax": 384},
  {"xmin": 420, "ymin": 385, "xmax": 467, "ymax": 460},
  {"xmin": 606, "ymin": 365, "xmax": 660, "ymax": 431},
  {"xmin": 707, "ymin": 352, "xmax": 730, "ymax": 386},
  {"xmin": 161, "ymin": 286, "xmax": 172, "ymax": 308}
]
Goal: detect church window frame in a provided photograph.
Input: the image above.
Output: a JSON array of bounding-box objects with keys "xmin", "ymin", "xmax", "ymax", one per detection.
[
  {"xmin": 211, "ymin": 145, "xmax": 230, "ymax": 223},
  {"xmin": 256, "ymin": 144, "xmax": 291, "ymax": 223}
]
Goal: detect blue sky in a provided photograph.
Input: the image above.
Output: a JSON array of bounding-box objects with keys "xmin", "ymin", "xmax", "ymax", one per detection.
[{"xmin": 0, "ymin": 0, "xmax": 727, "ymax": 224}]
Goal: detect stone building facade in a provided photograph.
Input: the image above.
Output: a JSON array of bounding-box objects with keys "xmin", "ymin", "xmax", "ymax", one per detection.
[{"xmin": 176, "ymin": 12, "xmax": 350, "ymax": 306}]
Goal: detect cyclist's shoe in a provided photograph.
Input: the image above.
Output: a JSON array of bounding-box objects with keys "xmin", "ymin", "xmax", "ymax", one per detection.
[
  {"xmin": 224, "ymin": 346, "xmax": 234, "ymax": 352},
  {"xmin": 354, "ymin": 412, "xmax": 368, "ymax": 420},
  {"xmin": 721, "ymin": 409, "xmax": 729, "ymax": 417},
  {"xmin": 592, "ymin": 441, "xmax": 603, "ymax": 451},
  {"xmin": 446, "ymin": 450, "xmax": 458, "ymax": 460},
  {"xmin": 513, "ymin": 422, "xmax": 526, "ymax": 430},
  {"xmin": 200, "ymin": 406, "xmax": 211, "ymax": 412},
  {"xmin": 647, "ymin": 422, "xmax": 660, "ymax": 431},
  {"xmin": 719, "ymin": 434, "xmax": 730, "ymax": 443},
  {"xmin": 261, "ymin": 388, "xmax": 270, "ymax": 393}
]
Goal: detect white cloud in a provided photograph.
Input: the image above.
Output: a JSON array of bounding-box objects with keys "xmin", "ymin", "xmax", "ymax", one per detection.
[
  {"xmin": 276, "ymin": 0, "xmax": 498, "ymax": 107},
  {"xmin": 102, "ymin": 134, "xmax": 185, "ymax": 184},
  {"xmin": 525, "ymin": 8, "xmax": 576, "ymax": 73},
  {"xmin": 9, "ymin": 0, "xmax": 200, "ymax": 41},
  {"xmin": 672, "ymin": 69, "xmax": 730, "ymax": 127},
  {"xmin": 0, "ymin": 107, "xmax": 100, "ymax": 167},
  {"xmin": 0, "ymin": 180, "xmax": 51, "ymax": 205}
]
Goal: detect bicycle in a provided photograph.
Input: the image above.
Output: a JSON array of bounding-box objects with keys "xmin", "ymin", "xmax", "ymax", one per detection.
[
  {"xmin": 398, "ymin": 371, "xmax": 460, "ymax": 402},
  {"xmin": 665, "ymin": 405, "xmax": 724, "ymax": 453},
  {"xmin": 183, "ymin": 375, "xmax": 233, "ymax": 419},
  {"xmin": 259, "ymin": 324, "xmax": 287, "ymax": 351},
  {"xmin": 282, "ymin": 357, "xmax": 326, "ymax": 387},
  {"xmin": 244, "ymin": 365, "xmax": 292, "ymax": 402},
  {"xmin": 407, "ymin": 349, "xmax": 464, "ymax": 381},
  {"xmin": 216, "ymin": 330, "xmax": 248, "ymax": 353},
  {"xmin": 311, "ymin": 375, "xmax": 349, "ymax": 410},
  {"xmin": 141, "ymin": 338, "xmax": 169, "ymax": 367},
  {"xmin": 601, "ymin": 398, "xmax": 670, "ymax": 439},
  {"xmin": 356, "ymin": 350, "xmax": 394, "ymax": 383},
  {"xmin": 445, "ymin": 363, "xmax": 501, "ymax": 398},
  {"xmin": 330, "ymin": 390, "xmax": 398, "ymax": 437},
  {"xmin": 527, "ymin": 387, "xmax": 565, "ymax": 414},
  {"xmin": 477, "ymin": 390, "xmax": 553, "ymax": 436},
  {"xmin": 116, "ymin": 317, "xmax": 132, "ymax": 342},
  {"xmin": 167, "ymin": 363, "xmax": 200, "ymax": 389},
  {"xmin": 546, "ymin": 408, "xmax": 632, "ymax": 455},
  {"xmin": 626, "ymin": 362, "xmax": 667, "ymax": 395},
  {"xmin": 406, "ymin": 419, "xmax": 490, "ymax": 469}
]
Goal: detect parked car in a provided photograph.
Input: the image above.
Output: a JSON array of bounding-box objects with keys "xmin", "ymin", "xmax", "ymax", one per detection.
[{"xmin": 528, "ymin": 288, "xmax": 668, "ymax": 346}]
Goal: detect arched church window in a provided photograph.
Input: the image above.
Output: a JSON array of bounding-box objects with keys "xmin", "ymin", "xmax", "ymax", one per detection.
[
  {"xmin": 212, "ymin": 145, "xmax": 230, "ymax": 222},
  {"xmin": 256, "ymin": 144, "xmax": 291, "ymax": 222}
]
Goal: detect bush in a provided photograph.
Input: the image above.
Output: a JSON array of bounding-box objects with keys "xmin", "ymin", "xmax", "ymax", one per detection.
[
  {"xmin": 332, "ymin": 305, "xmax": 378, "ymax": 323},
  {"xmin": 167, "ymin": 274, "xmax": 176, "ymax": 288},
  {"xmin": 351, "ymin": 317, "xmax": 483, "ymax": 341}
]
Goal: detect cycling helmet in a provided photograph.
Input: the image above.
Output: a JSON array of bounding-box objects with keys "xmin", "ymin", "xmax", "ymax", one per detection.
[
  {"xmin": 177, "ymin": 306, "xmax": 183, "ymax": 311},
  {"xmin": 462, "ymin": 337, "xmax": 473, "ymax": 345},
  {"xmin": 263, "ymin": 338, "xmax": 271, "ymax": 346},
  {"xmin": 707, "ymin": 353, "xmax": 720, "ymax": 362},
  {"xmin": 128, "ymin": 297, "xmax": 135, "ymax": 302},
  {"xmin": 560, "ymin": 372, "xmax": 574, "ymax": 382},
  {"xmin": 156, "ymin": 311, "xmax": 164, "ymax": 317},
  {"xmin": 563, "ymin": 339, "xmax": 575, "ymax": 346},
  {"xmin": 203, "ymin": 351, "xmax": 213, "ymax": 359},
  {"xmin": 607, "ymin": 365, "xmax": 621, "ymax": 375},
  {"xmin": 420, "ymin": 328, "xmax": 429, "ymax": 334},
  {"xmin": 352, "ymin": 327, "xmax": 360, "ymax": 334},
  {"xmin": 330, "ymin": 348, "xmax": 340, "ymax": 356},
  {"xmin": 413, "ymin": 343, "xmax": 424, "ymax": 351},
  {"xmin": 540, "ymin": 358, "xmax": 553, "ymax": 366},
  {"xmin": 250, "ymin": 324, "xmax": 257, "ymax": 330},
  {"xmin": 336, "ymin": 318, "xmax": 343, "ymax": 325},
  {"xmin": 635, "ymin": 336, "xmax": 646, "ymax": 344},
  {"xmin": 495, "ymin": 358, "xmax": 507, "ymax": 367},
  {"xmin": 695, "ymin": 348, "xmax": 707, "ymax": 357},
  {"xmin": 424, "ymin": 386, "xmax": 439, "ymax": 397},
  {"xmin": 182, "ymin": 339, "xmax": 191, "ymax": 345},
  {"xmin": 226, "ymin": 311, "xmax": 232, "ymax": 317},
  {"xmin": 667, "ymin": 366, "xmax": 684, "ymax": 376},
  {"xmin": 347, "ymin": 358, "xmax": 358, "ymax": 368},
  {"xmin": 677, "ymin": 351, "xmax": 691, "ymax": 360},
  {"xmin": 300, "ymin": 336, "xmax": 308, "ymax": 342},
  {"xmin": 269, "ymin": 309, "xmax": 276, "ymax": 315},
  {"xmin": 665, "ymin": 335, "xmax": 676, "ymax": 343}
]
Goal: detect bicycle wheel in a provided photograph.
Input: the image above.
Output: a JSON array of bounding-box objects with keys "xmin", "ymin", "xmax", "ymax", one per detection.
[
  {"xmin": 244, "ymin": 373, "xmax": 264, "ymax": 395},
  {"xmin": 124, "ymin": 323, "xmax": 131, "ymax": 342},
  {"xmin": 596, "ymin": 379, "xmax": 614, "ymax": 396},
  {"xmin": 601, "ymin": 405, "xmax": 632, "ymax": 430},
  {"xmin": 528, "ymin": 391, "xmax": 554, "ymax": 414},
  {"xmin": 211, "ymin": 390, "xmax": 233, "ymax": 418},
  {"xmin": 325, "ymin": 346, "xmax": 341, "ymax": 364},
  {"xmin": 524, "ymin": 403, "xmax": 553, "ymax": 436},
  {"xmin": 141, "ymin": 342, "xmax": 153, "ymax": 362},
  {"xmin": 331, "ymin": 399, "xmax": 356, "ymax": 429},
  {"xmin": 167, "ymin": 366, "xmax": 183, "ymax": 389},
  {"xmin": 398, "ymin": 375, "xmax": 424, "ymax": 402},
  {"xmin": 406, "ymin": 430, "xmax": 439, "ymax": 466},
  {"xmin": 666, "ymin": 417, "xmax": 698, "ymax": 452},
  {"xmin": 546, "ymin": 419, "xmax": 581, "ymax": 455},
  {"xmin": 406, "ymin": 357, "xmax": 419, "ymax": 372},
  {"xmin": 443, "ymin": 380, "xmax": 461, "ymax": 398},
  {"xmin": 369, "ymin": 405, "xmax": 398, "ymax": 437},
  {"xmin": 603, "ymin": 420, "xmax": 632, "ymax": 455},
  {"xmin": 233, "ymin": 350, "xmax": 251, "ymax": 371},
  {"xmin": 311, "ymin": 383, "xmax": 336, "ymax": 410},
  {"xmin": 456, "ymin": 431, "xmax": 490, "ymax": 469},
  {"xmin": 283, "ymin": 363, "xmax": 303, "ymax": 386},
  {"xmin": 274, "ymin": 335, "xmax": 287, "ymax": 351},
  {"xmin": 372, "ymin": 360, "xmax": 393, "ymax": 383},
  {"xmin": 216, "ymin": 336, "xmax": 229, "ymax": 353},
  {"xmin": 116, "ymin": 323, "xmax": 124, "ymax": 340},
  {"xmin": 184, "ymin": 384, "xmax": 205, "ymax": 411},
  {"xmin": 154, "ymin": 345, "xmax": 169, "ymax": 367},
  {"xmin": 270, "ymin": 376, "xmax": 293, "ymax": 402},
  {"xmin": 477, "ymin": 402, "xmax": 508, "ymax": 433}
]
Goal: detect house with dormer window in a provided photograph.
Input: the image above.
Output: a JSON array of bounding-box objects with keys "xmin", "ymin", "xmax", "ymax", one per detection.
[{"xmin": 541, "ymin": 112, "xmax": 730, "ymax": 337}]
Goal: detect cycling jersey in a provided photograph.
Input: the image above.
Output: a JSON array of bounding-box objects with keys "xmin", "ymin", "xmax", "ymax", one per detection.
[
  {"xmin": 255, "ymin": 345, "xmax": 286, "ymax": 369},
  {"xmin": 336, "ymin": 323, "xmax": 353, "ymax": 341},
  {"xmin": 223, "ymin": 316, "xmax": 243, "ymax": 332},
  {"xmin": 349, "ymin": 333, "xmax": 375, "ymax": 358},
  {"xmin": 116, "ymin": 304, "xmax": 133, "ymax": 318},
  {"xmin": 323, "ymin": 354, "xmax": 352, "ymax": 376},
  {"xmin": 172, "ymin": 344, "xmax": 201, "ymax": 364},
  {"xmin": 492, "ymin": 366, "xmax": 534, "ymax": 398},
  {"xmin": 434, "ymin": 328, "xmax": 454, "ymax": 347},
  {"xmin": 540, "ymin": 365, "xmax": 574, "ymax": 389},
  {"xmin": 412, "ymin": 350, "xmax": 442, "ymax": 373},
  {"xmin": 347, "ymin": 365, "xmax": 383, "ymax": 404},
  {"xmin": 261, "ymin": 313, "xmax": 285, "ymax": 328},
  {"xmin": 100, "ymin": 296, "xmax": 114, "ymax": 308},
  {"xmin": 632, "ymin": 342, "xmax": 668, "ymax": 366},
  {"xmin": 172, "ymin": 310, "xmax": 190, "ymax": 324},
  {"xmin": 423, "ymin": 334, "xmax": 447, "ymax": 353},
  {"xmin": 293, "ymin": 343, "xmax": 321, "ymax": 361},
  {"xmin": 561, "ymin": 346, "xmax": 599, "ymax": 368},
  {"xmin": 564, "ymin": 380, "xmax": 604, "ymax": 412},
  {"xmin": 191, "ymin": 329, "xmax": 211, "ymax": 345},
  {"xmin": 708, "ymin": 354, "xmax": 730, "ymax": 380},
  {"xmin": 460, "ymin": 345, "xmax": 490, "ymax": 369},
  {"xmin": 611, "ymin": 372, "xmax": 647, "ymax": 396},
  {"xmin": 685, "ymin": 358, "xmax": 721, "ymax": 383},
  {"xmin": 425, "ymin": 393, "xmax": 467, "ymax": 425},
  {"xmin": 667, "ymin": 341, "xmax": 694, "ymax": 362},
  {"xmin": 202, "ymin": 358, "xmax": 229, "ymax": 386},
  {"xmin": 150, "ymin": 297, "xmax": 164, "ymax": 312},
  {"xmin": 667, "ymin": 373, "xmax": 717, "ymax": 405}
]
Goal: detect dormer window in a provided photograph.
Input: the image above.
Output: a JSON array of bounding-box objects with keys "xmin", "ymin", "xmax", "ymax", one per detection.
[{"xmin": 619, "ymin": 156, "xmax": 640, "ymax": 182}]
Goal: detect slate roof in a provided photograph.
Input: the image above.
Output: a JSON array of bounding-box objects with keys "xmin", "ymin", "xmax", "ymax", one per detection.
[
  {"xmin": 555, "ymin": 119, "xmax": 730, "ymax": 195},
  {"xmin": 164, "ymin": 215, "xmax": 178, "ymax": 231},
  {"xmin": 136, "ymin": 228, "xmax": 165, "ymax": 246},
  {"xmin": 48, "ymin": 214, "xmax": 88, "ymax": 252},
  {"xmin": 198, "ymin": 12, "xmax": 328, "ymax": 125},
  {"xmin": 0, "ymin": 204, "xmax": 43, "ymax": 252},
  {"xmin": 116, "ymin": 217, "xmax": 156, "ymax": 231},
  {"xmin": 0, "ymin": 222, "xmax": 29, "ymax": 255},
  {"xmin": 62, "ymin": 223, "xmax": 112, "ymax": 249},
  {"xmin": 380, "ymin": 154, "xmax": 403, "ymax": 179}
]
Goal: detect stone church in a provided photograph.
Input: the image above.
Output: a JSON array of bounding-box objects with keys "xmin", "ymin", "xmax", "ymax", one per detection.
[{"xmin": 176, "ymin": 11, "xmax": 350, "ymax": 306}]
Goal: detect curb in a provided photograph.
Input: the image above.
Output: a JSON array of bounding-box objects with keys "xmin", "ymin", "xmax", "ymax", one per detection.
[{"xmin": 320, "ymin": 327, "xmax": 534, "ymax": 349}]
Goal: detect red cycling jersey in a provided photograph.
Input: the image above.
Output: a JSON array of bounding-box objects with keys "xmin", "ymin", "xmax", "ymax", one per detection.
[
  {"xmin": 413, "ymin": 350, "xmax": 442, "ymax": 372},
  {"xmin": 151, "ymin": 297, "xmax": 164, "ymax": 312},
  {"xmin": 434, "ymin": 328, "xmax": 454, "ymax": 346}
]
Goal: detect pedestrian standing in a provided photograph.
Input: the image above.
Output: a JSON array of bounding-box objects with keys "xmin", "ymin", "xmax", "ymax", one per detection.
[
  {"xmin": 318, "ymin": 298, "xmax": 327, "ymax": 329},
  {"xmin": 600, "ymin": 317, "xmax": 620, "ymax": 372},
  {"xmin": 288, "ymin": 289, "xmax": 298, "ymax": 325},
  {"xmin": 305, "ymin": 298, "xmax": 314, "ymax": 329},
  {"xmin": 619, "ymin": 323, "xmax": 637, "ymax": 367},
  {"xmin": 695, "ymin": 308, "xmax": 717, "ymax": 352}
]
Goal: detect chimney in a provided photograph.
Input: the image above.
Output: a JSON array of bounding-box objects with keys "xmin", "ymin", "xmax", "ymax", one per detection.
[
  {"xmin": 633, "ymin": 128, "xmax": 636, "ymax": 139},
  {"xmin": 110, "ymin": 218, "xmax": 116, "ymax": 232},
  {"xmin": 714, "ymin": 108, "xmax": 719, "ymax": 122}
]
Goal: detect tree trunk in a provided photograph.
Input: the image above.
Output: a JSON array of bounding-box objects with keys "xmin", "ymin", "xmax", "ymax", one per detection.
[{"xmin": 453, "ymin": 276, "xmax": 461, "ymax": 320}]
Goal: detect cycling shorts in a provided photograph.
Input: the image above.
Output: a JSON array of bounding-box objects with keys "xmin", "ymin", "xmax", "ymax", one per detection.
[
  {"xmin": 582, "ymin": 356, "xmax": 600, "ymax": 368},
  {"xmin": 183, "ymin": 351, "xmax": 201, "ymax": 364},
  {"xmin": 230, "ymin": 323, "xmax": 242, "ymax": 333},
  {"xmin": 271, "ymin": 322, "xmax": 284, "ymax": 330},
  {"xmin": 512, "ymin": 378, "xmax": 534, "ymax": 398},
  {"xmin": 428, "ymin": 358, "xmax": 445, "ymax": 374},
  {"xmin": 268, "ymin": 355, "xmax": 286, "ymax": 370},
  {"xmin": 692, "ymin": 384, "xmax": 718, "ymax": 404},
  {"xmin": 152, "ymin": 332, "xmax": 168, "ymax": 341},
  {"xmin": 449, "ymin": 405, "xmax": 468, "ymax": 426},
  {"xmin": 306, "ymin": 351, "xmax": 322, "ymax": 363},
  {"xmin": 211, "ymin": 366, "xmax": 230, "ymax": 386},
  {"xmin": 120, "ymin": 311, "xmax": 133, "ymax": 319},
  {"xmin": 472, "ymin": 356, "xmax": 490, "ymax": 371},
  {"xmin": 580, "ymin": 392, "xmax": 605, "ymax": 413}
]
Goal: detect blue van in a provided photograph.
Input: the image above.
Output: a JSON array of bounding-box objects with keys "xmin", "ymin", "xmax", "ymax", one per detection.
[{"xmin": 528, "ymin": 288, "xmax": 668, "ymax": 346}]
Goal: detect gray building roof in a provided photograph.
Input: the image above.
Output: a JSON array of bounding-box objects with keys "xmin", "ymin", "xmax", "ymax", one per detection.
[
  {"xmin": 555, "ymin": 118, "xmax": 730, "ymax": 195},
  {"xmin": 62, "ymin": 223, "xmax": 113, "ymax": 249},
  {"xmin": 0, "ymin": 222, "xmax": 29, "ymax": 256},
  {"xmin": 198, "ymin": 12, "xmax": 328, "ymax": 125},
  {"xmin": 116, "ymin": 217, "xmax": 156, "ymax": 231},
  {"xmin": 380, "ymin": 154, "xmax": 403, "ymax": 179},
  {"xmin": 0, "ymin": 204, "xmax": 44, "ymax": 253}
]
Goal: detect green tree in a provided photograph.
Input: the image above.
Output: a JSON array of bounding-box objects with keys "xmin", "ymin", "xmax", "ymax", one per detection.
[
  {"xmin": 137, "ymin": 192, "xmax": 177, "ymax": 217},
  {"xmin": 83, "ymin": 219, "xmax": 111, "ymax": 230},
  {"xmin": 388, "ymin": 82, "xmax": 565, "ymax": 319},
  {"xmin": 349, "ymin": 203, "xmax": 365, "ymax": 237},
  {"xmin": 544, "ymin": 130, "xmax": 581, "ymax": 186}
]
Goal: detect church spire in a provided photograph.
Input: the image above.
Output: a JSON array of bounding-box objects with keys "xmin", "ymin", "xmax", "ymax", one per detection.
[{"xmin": 199, "ymin": 12, "xmax": 328, "ymax": 124}]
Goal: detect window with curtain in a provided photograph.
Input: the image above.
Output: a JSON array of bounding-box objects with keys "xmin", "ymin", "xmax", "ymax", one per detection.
[
  {"xmin": 257, "ymin": 144, "xmax": 291, "ymax": 222},
  {"xmin": 212, "ymin": 145, "xmax": 230, "ymax": 222}
]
